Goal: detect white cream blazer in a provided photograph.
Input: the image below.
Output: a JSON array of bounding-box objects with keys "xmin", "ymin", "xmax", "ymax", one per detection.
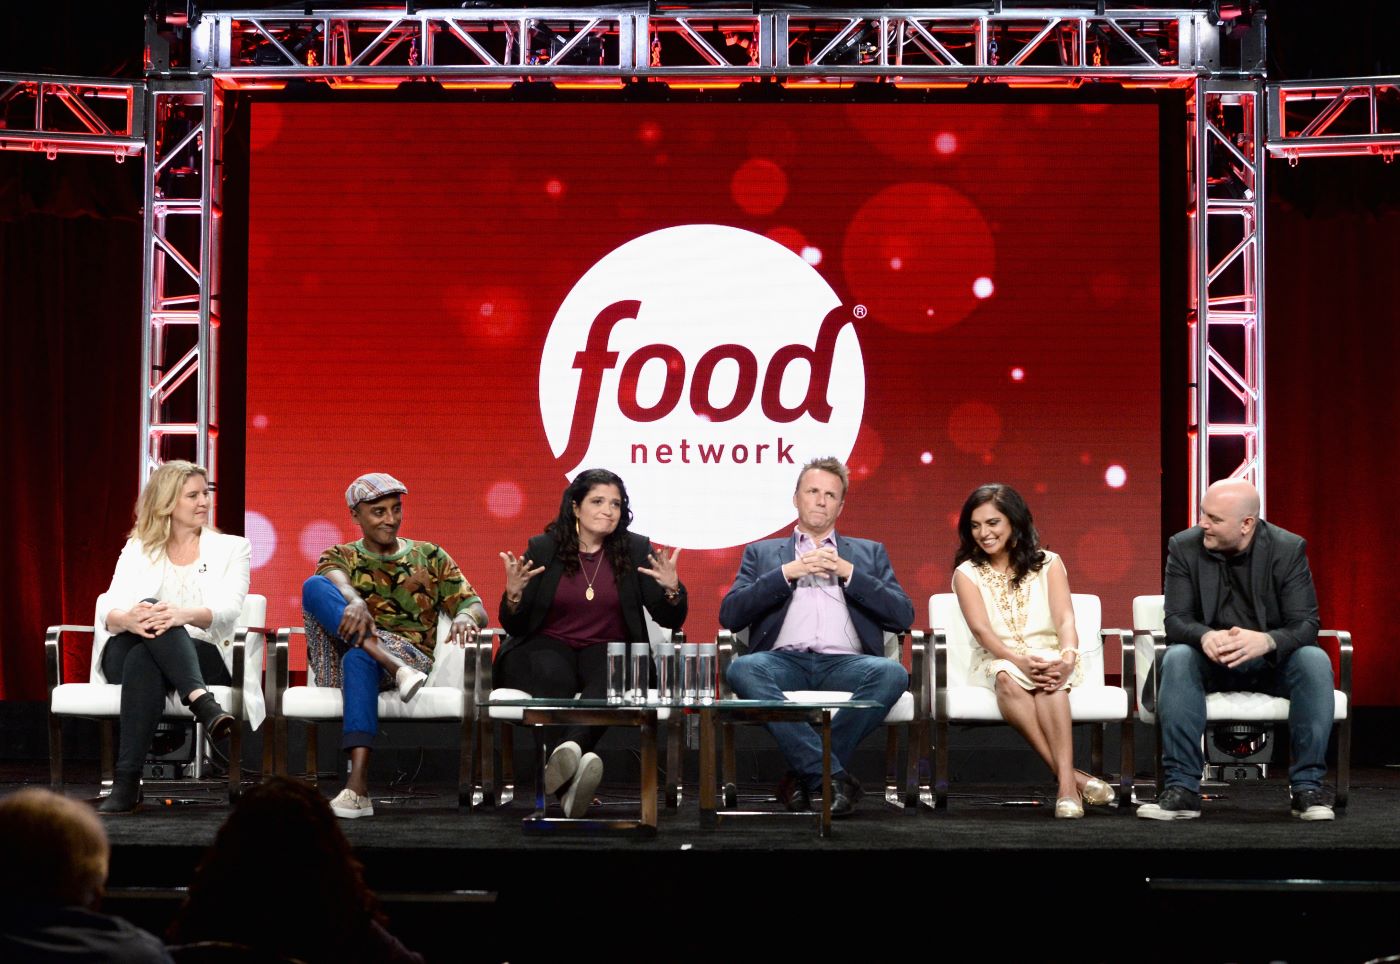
[{"xmin": 92, "ymin": 529, "xmax": 252, "ymax": 683}]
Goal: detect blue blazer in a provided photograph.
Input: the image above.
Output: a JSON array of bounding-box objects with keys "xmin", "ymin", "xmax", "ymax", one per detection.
[{"xmin": 718, "ymin": 533, "xmax": 914, "ymax": 658}]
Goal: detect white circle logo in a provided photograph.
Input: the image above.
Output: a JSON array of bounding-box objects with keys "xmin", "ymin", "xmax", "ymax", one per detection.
[{"xmin": 539, "ymin": 224, "xmax": 865, "ymax": 549}]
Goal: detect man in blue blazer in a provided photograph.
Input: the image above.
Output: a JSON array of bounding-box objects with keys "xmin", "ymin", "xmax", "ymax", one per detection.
[
  {"xmin": 1137, "ymin": 477, "xmax": 1334, "ymax": 822},
  {"xmin": 720, "ymin": 457, "xmax": 913, "ymax": 816}
]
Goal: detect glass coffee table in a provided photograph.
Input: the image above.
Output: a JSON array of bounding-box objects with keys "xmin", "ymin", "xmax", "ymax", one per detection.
[
  {"xmin": 696, "ymin": 698, "xmax": 881, "ymax": 838},
  {"xmin": 487, "ymin": 698, "xmax": 681, "ymax": 837}
]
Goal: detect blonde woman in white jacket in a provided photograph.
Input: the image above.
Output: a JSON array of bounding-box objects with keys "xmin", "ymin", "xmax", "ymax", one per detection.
[{"xmin": 94, "ymin": 460, "xmax": 251, "ymax": 813}]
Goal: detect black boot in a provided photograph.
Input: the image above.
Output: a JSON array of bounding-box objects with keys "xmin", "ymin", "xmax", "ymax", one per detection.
[
  {"xmin": 97, "ymin": 770, "xmax": 143, "ymax": 813},
  {"xmin": 189, "ymin": 692, "xmax": 234, "ymax": 742}
]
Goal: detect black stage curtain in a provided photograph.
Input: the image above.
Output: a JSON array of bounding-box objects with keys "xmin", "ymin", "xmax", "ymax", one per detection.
[
  {"xmin": 0, "ymin": 156, "xmax": 144, "ymax": 699},
  {"xmin": 1265, "ymin": 165, "xmax": 1400, "ymax": 706}
]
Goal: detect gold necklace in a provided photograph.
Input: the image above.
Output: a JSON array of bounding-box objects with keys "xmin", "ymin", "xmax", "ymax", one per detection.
[
  {"xmin": 978, "ymin": 563, "xmax": 1030, "ymax": 650},
  {"xmin": 581, "ymin": 548, "xmax": 605, "ymax": 601}
]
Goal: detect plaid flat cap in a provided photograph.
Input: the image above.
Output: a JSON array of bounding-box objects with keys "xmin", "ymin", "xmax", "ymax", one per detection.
[{"xmin": 345, "ymin": 472, "xmax": 408, "ymax": 508}]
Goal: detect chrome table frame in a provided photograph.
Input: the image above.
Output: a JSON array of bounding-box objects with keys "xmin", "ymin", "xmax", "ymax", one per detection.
[
  {"xmin": 697, "ymin": 699, "xmax": 881, "ymax": 838},
  {"xmin": 490, "ymin": 699, "xmax": 676, "ymax": 837}
]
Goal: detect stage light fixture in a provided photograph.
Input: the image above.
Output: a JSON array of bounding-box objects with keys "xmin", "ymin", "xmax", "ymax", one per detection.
[
  {"xmin": 249, "ymin": 22, "xmax": 323, "ymax": 67},
  {"xmin": 527, "ymin": 22, "xmax": 606, "ymax": 67},
  {"xmin": 1207, "ymin": 723, "xmax": 1274, "ymax": 780}
]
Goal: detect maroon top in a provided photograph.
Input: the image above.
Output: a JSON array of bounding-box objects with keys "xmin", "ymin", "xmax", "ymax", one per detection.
[{"xmin": 542, "ymin": 549, "xmax": 629, "ymax": 649}]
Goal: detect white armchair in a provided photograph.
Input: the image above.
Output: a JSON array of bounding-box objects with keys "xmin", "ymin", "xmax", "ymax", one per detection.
[
  {"xmin": 1131, "ymin": 594, "xmax": 1352, "ymax": 807},
  {"xmin": 46, "ymin": 594, "xmax": 268, "ymax": 803},
  {"xmin": 930, "ymin": 592, "xmax": 1133, "ymax": 809},
  {"xmin": 268, "ymin": 615, "xmax": 488, "ymax": 809}
]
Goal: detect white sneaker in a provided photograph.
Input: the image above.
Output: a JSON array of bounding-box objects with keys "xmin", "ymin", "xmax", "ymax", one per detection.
[
  {"xmin": 561, "ymin": 752, "xmax": 603, "ymax": 819},
  {"xmin": 395, "ymin": 665, "xmax": 427, "ymax": 702},
  {"xmin": 544, "ymin": 741, "xmax": 582, "ymax": 796},
  {"xmin": 330, "ymin": 787, "xmax": 374, "ymax": 819}
]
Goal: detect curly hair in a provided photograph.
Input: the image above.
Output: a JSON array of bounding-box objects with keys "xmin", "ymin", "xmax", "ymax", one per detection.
[
  {"xmin": 544, "ymin": 468, "xmax": 636, "ymax": 578},
  {"xmin": 953, "ymin": 483, "xmax": 1048, "ymax": 586},
  {"xmin": 169, "ymin": 777, "xmax": 388, "ymax": 961}
]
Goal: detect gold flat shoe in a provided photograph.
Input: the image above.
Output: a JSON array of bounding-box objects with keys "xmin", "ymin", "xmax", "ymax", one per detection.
[
  {"xmin": 1082, "ymin": 777, "xmax": 1114, "ymax": 806},
  {"xmin": 1055, "ymin": 797, "xmax": 1084, "ymax": 819}
]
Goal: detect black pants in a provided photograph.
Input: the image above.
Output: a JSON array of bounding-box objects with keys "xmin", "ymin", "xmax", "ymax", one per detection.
[
  {"xmin": 101, "ymin": 628, "xmax": 231, "ymax": 775},
  {"xmin": 494, "ymin": 636, "xmax": 609, "ymax": 754}
]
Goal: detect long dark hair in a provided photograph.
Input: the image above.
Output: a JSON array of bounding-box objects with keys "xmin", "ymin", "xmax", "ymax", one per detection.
[
  {"xmin": 169, "ymin": 777, "xmax": 389, "ymax": 961},
  {"xmin": 545, "ymin": 468, "xmax": 635, "ymax": 578},
  {"xmin": 953, "ymin": 483, "xmax": 1047, "ymax": 586}
]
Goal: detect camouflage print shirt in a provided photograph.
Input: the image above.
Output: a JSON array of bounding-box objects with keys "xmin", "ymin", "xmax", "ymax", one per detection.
[{"xmin": 316, "ymin": 539, "xmax": 481, "ymax": 655}]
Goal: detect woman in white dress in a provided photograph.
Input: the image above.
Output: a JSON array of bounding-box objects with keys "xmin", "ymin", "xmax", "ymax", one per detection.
[
  {"xmin": 93, "ymin": 460, "xmax": 251, "ymax": 813},
  {"xmin": 952, "ymin": 483, "xmax": 1111, "ymax": 818}
]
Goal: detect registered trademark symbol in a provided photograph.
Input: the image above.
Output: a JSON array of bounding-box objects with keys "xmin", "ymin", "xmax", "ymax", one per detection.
[{"xmin": 853, "ymin": 304, "xmax": 867, "ymax": 319}]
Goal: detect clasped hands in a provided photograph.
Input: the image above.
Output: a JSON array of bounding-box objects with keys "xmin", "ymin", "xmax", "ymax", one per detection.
[
  {"xmin": 1202, "ymin": 626, "xmax": 1272, "ymax": 668},
  {"xmin": 1024, "ymin": 650, "xmax": 1075, "ymax": 692},
  {"xmin": 117, "ymin": 600, "xmax": 186, "ymax": 638},
  {"xmin": 782, "ymin": 546, "xmax": 853, "ymax": 584}
]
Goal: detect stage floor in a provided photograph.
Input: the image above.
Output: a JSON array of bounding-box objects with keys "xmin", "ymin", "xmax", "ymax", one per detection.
[{"xmin": 8, "ymin": 764, "xmax": 1400, "ymax": 963}]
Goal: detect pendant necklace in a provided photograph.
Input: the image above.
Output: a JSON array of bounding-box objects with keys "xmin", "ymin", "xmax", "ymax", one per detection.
[{"xmin": 581, "ymin": 548, "xmax": 604, "ymax": 601}]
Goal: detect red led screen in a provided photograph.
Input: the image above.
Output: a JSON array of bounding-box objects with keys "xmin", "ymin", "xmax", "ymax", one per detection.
[{"xmin": 246, "ymin": 100, "xmax": 1162, "ymax": 653}]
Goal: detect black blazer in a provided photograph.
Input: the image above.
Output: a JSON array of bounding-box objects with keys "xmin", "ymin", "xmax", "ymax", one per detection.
[
  {"xmin": 1163, "ymin": 518, "xmax": 1320, "ymax": 663},
  {"xmin": 495, "ymin": 530, "xmax": 687, "ymax": 662}
]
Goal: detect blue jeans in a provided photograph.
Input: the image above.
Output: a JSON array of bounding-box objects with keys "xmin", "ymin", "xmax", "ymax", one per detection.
[
  {"xmin": 302, "ymin": 575, "xmax": 385, "ymax": 750},
  {"xmin": 1158, "ymin": 643, "xmax": 1334, "ymax": 792},
  {"xmin": 725, "ymin": 649, "xmax": 908, "ymax": 792}
]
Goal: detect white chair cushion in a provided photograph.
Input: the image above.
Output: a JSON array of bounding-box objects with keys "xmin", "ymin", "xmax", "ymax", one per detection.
[
  {"xmin": 281, "ymin": 685, "xmax": 464, "ymax": 721},
  {"xmin": 488, "ymin": 686, "xmax": 538, "ymax": 720},
  {"xmin": 1135, "ymin": 689, "xmax": 1349, "ymax": 726},
  {"xmin": 937, "ymin": 685, "xmax": 1129, "ymax": 722},
  {"xmin": 51, "ymin": 683, "xmax": 240, "ymax": 719}
]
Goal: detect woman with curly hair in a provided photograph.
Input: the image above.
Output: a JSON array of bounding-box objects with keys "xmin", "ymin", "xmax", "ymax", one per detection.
[
  {"xmin": 952, "ymin": 483, "xmax": 1111, "ymax": 818},
  {"xmin": 495, "ymin": 468, "xmax": 687, "ymax": 817}
]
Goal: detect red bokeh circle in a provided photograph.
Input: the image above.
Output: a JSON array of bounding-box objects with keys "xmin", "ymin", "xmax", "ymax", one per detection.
[
  {"xmin": 731, "ymin": 158, "xmax": 788, "ymax": 216},
  {"xmin": 842, "ymin": 183, "xmax": 995, "ymax": 333}
]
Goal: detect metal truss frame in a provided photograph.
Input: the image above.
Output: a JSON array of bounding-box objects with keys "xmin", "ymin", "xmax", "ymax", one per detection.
[
  {"xmin": 1189, "ymin": 78, "xmax": 1267, "ymax": 518},
  {"xmin": 1266, "ymin": 76, "xmax": 1400, "ymax": 161},
  {"xmin": 139, "ymin": 79, "xmax": 222, "ymax": 518},
  {"xmin": 0, "ymin": 74, "xmax": 144, "ymax": 158},
  {"xmin": 185, "ymin": 7, "xmax": 1213, "ymax": 84},
  {"xmin": 6, "ymin": 7, "xmax": 1398, "ymax": 522}
]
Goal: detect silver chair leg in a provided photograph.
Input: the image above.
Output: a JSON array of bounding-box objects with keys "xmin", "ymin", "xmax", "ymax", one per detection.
[
  {"xmin": 99, "ymin": 722, "xmax": 115, "ymax": 785},
  {"xmin": 464, "ymin": 710, "xmax": 481, "ymax": 805},
  {"xmin": 228, "ymin": 721, "xmax": 243, "ymax": 803},
  {"xmin": 884, "ymin": 727, "xmax": 900, "ymax": 807},
  {"xmin": 934, "ymin": 719, "xmax": 949, "ymax": 809},
  {"xmin": 304, "ymin": 722, "xmax": 319, "ymax": 785},
  {"xmin": 1118, "ymin": 717, "xmax": 1135, "ymax": 806},
  {"xmin": 48, "ymin": 713, "xmax": 63, "ymax": 789},
  {"xmin": 1337, "ymin": 712, "xmax": 1351, "ymax": 809}
]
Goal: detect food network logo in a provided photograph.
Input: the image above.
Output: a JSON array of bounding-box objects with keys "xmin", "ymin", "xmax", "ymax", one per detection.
[{"xmin": 539, "ymin": 225, "xmax": 865, "ymax": 549}]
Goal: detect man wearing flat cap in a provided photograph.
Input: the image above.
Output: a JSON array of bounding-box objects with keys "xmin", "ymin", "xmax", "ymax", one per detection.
[{"xmin": 301, "ymin": 472, "xmax": 487, "ymax": 818}]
